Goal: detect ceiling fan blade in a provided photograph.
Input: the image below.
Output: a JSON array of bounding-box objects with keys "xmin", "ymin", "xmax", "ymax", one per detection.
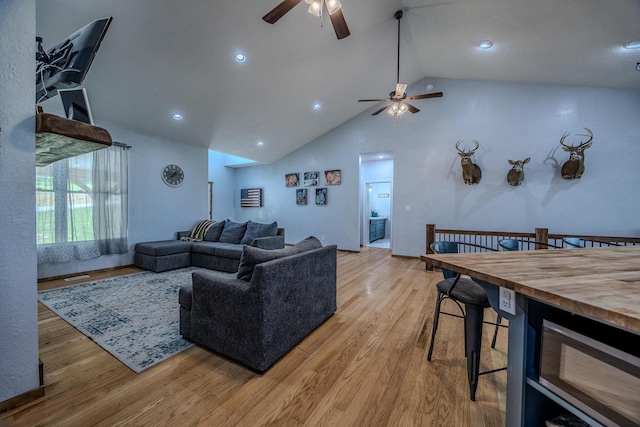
[
  {"xmin": 329, "ymin": 9, "xmax": 350, "ymax": 39},
  {"xmin": 394, "ymin": 83, "xmax": 407, "ymax": 98},
  {"xmin": 372, "ymin": 105, "xmax": 391, "ymax": 116},
  {"xmin": 407, "ymin": 103, "xmax": 420, "ymax": 114},
  {"xmin": 262, "ymin": 0, "xmax": 303, "ymax": 24},
  {"xmin": 358, "ymin": 98, "xmax": 388, "ymax": 103},
  {"xmin": 407, "ymin": 91, "xmax": 444, "ymax": 101}
]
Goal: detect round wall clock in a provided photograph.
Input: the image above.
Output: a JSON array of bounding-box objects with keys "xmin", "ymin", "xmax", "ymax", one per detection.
[{"xmin": 162, "ymin": 164, "xmax": 185, "ymax": 187}]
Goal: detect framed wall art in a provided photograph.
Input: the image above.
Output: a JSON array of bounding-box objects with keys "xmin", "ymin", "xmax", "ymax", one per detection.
[
  {"xmin": 324, "ymin": 169, "xmax": 341, "ymax": 185},
  {"xmin": 296, "ymin": 188, "xmax": 307, "ymax": 205},
  {"xmin": 315, "ymin": 188, "xmax": 327, "ymax": 205},
  {"xmin": 240, "ymin": 188, "xmax": 263, "ymax": 207},
  {"xmin": 285, "ymin": 173, "xmax": 299, "ymax": 187},
  {"xmin": 304, "ymin": 171, "xmax": 319, "ymax": 186}
]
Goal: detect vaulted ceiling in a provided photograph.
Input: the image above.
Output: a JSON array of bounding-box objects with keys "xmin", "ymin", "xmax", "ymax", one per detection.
[{"xmin": 36, "ymin": 0, "xmax": 640, "ymax": 164}]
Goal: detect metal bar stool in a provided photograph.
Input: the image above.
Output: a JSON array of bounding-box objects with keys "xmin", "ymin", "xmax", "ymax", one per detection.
[{"xmin": 427, "ymin": 241, "xmax": 509, "ymax": 401}]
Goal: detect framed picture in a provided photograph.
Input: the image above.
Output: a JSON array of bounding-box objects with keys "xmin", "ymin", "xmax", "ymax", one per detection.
[
  {"xmin": 324, "ymin": 169, "xmax": 341, "ymax": 185},
  {"xmin": 304, "ymin": 171, "xmax": 319, "ymax": 186},
  {"xmin": 240, "ymin": 188, "xmax": 263, "ymax": 207},
  {"xmin": 315, "ymin": 188, "xmax": 327, "ymax": 205},
  {"xmin": 296, "ymin": 188, "xmax": 307, "ymax": 205},
  {"xmin": 285, "ymin": 173, "xmax": 299, "ymax": 187}
]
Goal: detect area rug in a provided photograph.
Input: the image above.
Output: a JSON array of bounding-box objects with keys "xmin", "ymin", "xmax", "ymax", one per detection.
[{"xmin": 38, "ymin": 267, "xmax": 202, "ymax": 373}]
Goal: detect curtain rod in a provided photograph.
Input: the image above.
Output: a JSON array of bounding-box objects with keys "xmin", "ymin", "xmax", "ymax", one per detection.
[{"xmin": 112, "ymin": 141, "xmax": 132, "ymax": 149}]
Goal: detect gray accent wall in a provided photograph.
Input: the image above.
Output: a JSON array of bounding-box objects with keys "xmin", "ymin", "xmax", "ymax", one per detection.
[
  {"xmin": 233, "ymin": 77, "xmax": 640, "ymax": 255},
  {"xmin": 0, "ymin": 0, "xmax": 40, "ymax": 403}
]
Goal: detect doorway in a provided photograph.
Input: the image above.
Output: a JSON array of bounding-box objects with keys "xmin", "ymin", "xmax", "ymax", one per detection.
[
  {"xmin": 360, "ymin": 152, "xmax": 393, "ymax": 250},
  {"xmin": 365, "ymin": 181, "xmax": 391, "ymax": 248}
]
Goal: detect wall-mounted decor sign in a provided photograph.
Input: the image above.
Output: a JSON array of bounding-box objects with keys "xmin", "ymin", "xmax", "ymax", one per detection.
[
  {"xmin": 304, "ymin": 171, "xmax": 319, "ymax": 186},
  {"xmin": 296, "ymin": 189, "xmax": 307, "ymax": 205},
  {"xmin": 240, "ymin": 188, "xmax": 263, "ymax": 207},
  {"xmin": 324, "ymin": 170, "xmax": 341, "ymax": 185},
  {"xmin": 285, "ymin": 173, "xmax": 299, "ymax": 187}
]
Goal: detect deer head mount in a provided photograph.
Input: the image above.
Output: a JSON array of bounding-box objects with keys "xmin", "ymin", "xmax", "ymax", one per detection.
[
  {"xmin": 507, "ymin": 157, "xmax": 531, "ymax": 186},
  {"xmin": 456, "ymin": 139, "xmax": 482, "ymax": 185},
  {"xmin": 560, "ymin": 128, "xmax": 593, "ymax": 179}
]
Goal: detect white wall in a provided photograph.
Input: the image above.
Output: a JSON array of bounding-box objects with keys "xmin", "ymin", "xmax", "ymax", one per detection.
[
  {"xmin": 233, "ymin": 77, "xmax": 640, "ymax": 255},
  {"xmin": 37, "ymin": 122, "xmax": 209, "ymax": 279},
  {"xmin": 0, "ymin": 0, "xmax": 40, "ymax": 403}
]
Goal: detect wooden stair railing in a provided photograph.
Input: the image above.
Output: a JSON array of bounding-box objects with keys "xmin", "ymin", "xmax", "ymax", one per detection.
[{"xmin": 425, "ymin": 224, "xmax": 640, "ymax": 270}]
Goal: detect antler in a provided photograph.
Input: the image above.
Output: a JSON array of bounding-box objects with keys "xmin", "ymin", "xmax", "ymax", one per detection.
[
  {"xmin": 470, "ymin": 139, "xmax": 480, "ymax": 154},
  {"xmin": 456, "ymin": 139, "xmax": 480, "ymax": 154},
  {"xmin": 576, "ymin": 128, "xmax": 593, "ymax": 147},
  {"xmin": 560, "ymin": 128, "xmax": 593, "ymax": 149}
]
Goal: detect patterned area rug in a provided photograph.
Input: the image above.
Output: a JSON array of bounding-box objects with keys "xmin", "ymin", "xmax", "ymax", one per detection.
[{"xmin": 38, "ymin": 267, "xmax": 202, "ymax": 373}]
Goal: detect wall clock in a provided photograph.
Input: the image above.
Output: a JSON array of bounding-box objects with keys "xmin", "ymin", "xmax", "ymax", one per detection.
[{"xmin": 162, "ymin": 164, "xmax": 184, "ymax": 187}]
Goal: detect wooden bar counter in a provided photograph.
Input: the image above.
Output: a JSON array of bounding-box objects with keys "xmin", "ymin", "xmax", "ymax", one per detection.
[{"xmin": 422, "ymin": 246, "xmax": 640, "ymax": 427}]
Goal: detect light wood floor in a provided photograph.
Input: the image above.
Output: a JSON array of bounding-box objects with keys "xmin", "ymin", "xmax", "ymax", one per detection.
[{"xmin": 1, "ymin": 247, "xmax": 507, "ymax": 426}]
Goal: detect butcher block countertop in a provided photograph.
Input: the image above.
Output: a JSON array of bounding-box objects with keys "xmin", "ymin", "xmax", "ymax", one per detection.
[{"xmin": 421, "ymin": 246, "xmax": 640, "ymax": 335}]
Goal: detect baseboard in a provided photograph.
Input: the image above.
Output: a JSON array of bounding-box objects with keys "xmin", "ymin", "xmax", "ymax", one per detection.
[
  {"xmin": 0, "ymin": 385, "xmax": 45, "ymax": 414},
  {"xmin": 38, "ymin": 264, "xmax": 137, "ymax": 283}
]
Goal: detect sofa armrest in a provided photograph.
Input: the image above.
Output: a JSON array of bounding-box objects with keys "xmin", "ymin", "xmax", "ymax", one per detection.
[
  {"xmin": 251, "ymin": 235, "xmax": 285, "ymax": 250},
  {"xmin": 177, "ymin": 230, "xmax": 191, "ymax": 239}
]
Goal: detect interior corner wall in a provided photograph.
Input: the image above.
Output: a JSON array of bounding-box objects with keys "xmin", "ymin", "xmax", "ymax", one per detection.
[
  {"xmin": 208, "ymin": 150, "xmax": 237, "ymax": 221},
  {"xmin": 232, "ymin": 77, "xmax": 640, "ymax": 256},
  {"xmin": 0, "ymin": 0, "xmax": 40, "ymax": 403}
]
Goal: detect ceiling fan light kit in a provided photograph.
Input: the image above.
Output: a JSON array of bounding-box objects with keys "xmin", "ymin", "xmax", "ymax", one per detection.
[
  {"xmin": 358, "ymin": 10, "xmax": 443, "ymax": 118},
  {"xmin": 263, "ymin": 0, "xmax": 350, "ymax": 39}
]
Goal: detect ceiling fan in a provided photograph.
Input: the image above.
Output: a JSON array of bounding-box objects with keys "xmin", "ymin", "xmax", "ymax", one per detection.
[
  {"xmin": 262, "ymin": 0, "xmax": 350, "ymax": 40},
  {"xmin": 358, "ymin": 10, "xmax": 443, "ymax": 117}
]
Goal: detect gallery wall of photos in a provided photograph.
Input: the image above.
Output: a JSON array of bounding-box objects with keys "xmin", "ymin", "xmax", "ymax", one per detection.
[{"xmin": 285, "ymin": 170, "xmax": 341, "ymax": 205}]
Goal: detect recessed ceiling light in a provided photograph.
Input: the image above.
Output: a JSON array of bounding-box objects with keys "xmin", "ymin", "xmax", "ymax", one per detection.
[
  {"xmin": 478, "ymin": 40, "xmax": 493, "ymax": 49},
  {"xmin": 257, "ymin": 141, "xmax": 264, "ymax": 147},
  {"xmin": 313, "ymin": 103, "xmax": 322, "ymax": 110},
  {"xmin": 623, "ymin": 40, "xmax": 640, "ymax": 49},
  {"xmin": 172, "ymin": 113, "xmax": 183, "ymax": 120},
  {"xmin": 235, "ymin": 52, "xmax": 246, "ymax": 63},
  {"xmin": 377, "ymin": 154, "xmax": 385, "ymax": 159}
]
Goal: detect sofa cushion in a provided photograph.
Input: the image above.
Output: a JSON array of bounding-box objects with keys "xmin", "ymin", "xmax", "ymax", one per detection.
[
  {"xmin": 204, "ymin": 221, "xmax": 225, "ymax": 241},
  {"xmin": 213, "ymin": 243, "xmax": 245, "ymax": 259},
  {"xmin": 240, "ymin": 220, "xmax": 278, "ymax": 245},
  {"xmin": 237, "ymin": 236, "xmax": 322, "ymax": 281},
  {"xmin": 135, "ymin": 240, "xmax": 192, "ymax": 256},
  {"xmin": 219, "ymin": 220, "xmax": 248, "ymax": 244}
]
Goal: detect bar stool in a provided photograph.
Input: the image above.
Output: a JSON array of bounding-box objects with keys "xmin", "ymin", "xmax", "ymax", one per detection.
[{"xmin": 427, "ymin": 241, "xmax": 507, "ymax": 401}]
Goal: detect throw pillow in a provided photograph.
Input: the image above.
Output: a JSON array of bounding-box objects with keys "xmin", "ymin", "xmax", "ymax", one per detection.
[
  {"xmin": 236, "ymin": 236, "xmax": 323, "ymax": 282},
  {"xmin": 240, "ymin": 220, "xmax": 278, "ymax": 245},
  {"xmin": 204, "ymin": 221, "xmax": 225, "ymax": 242},
  {"xmin": 293, "ymin": 236, "xmax": 323, "ymax": 252},
  {"xmin": 180, "ymin": 220, "xmax": 215, "ymax": 242},
  {"xmin": 218, "ymin": 219, "xmax": 248, "ymax": 244}
]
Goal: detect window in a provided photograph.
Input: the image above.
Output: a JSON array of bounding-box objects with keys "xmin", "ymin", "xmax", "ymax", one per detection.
[
  {"xmin": 36, "ymin": 145, "xmax": 128, "ymax": 264},
  {"xmin": 36, "ymin": 153, "xmax": 95, "ymax": 245}
]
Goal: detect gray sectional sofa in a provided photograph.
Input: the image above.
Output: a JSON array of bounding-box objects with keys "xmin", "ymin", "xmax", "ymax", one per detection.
[
  {"xmin": 134, "ymin": 219, "xmax": 285, "ymax": 273},
  {"xmin": 179, "ymin": 236, "xmax": 337, "ymax": 372}
]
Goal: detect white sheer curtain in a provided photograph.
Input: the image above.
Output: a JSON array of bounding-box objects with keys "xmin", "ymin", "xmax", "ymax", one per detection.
[
  {"xmin": 92, "ymin": 144, "xmax": 128, "ymax": 254},
  {"xmin": 36, "ymin": 144, "xmax": 128, "ymax": 264}
]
